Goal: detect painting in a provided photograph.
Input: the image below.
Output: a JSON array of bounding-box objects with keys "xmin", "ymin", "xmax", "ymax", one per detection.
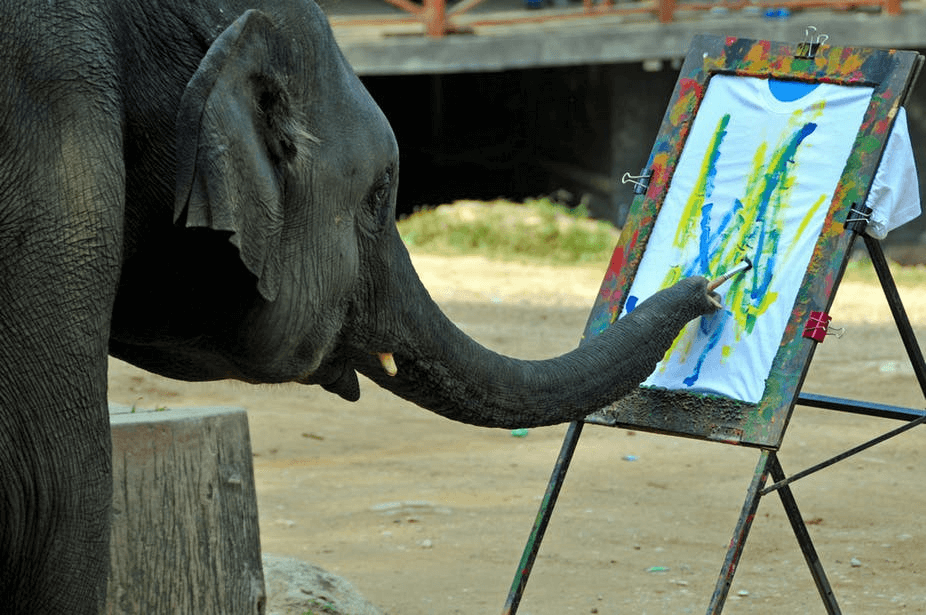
[
  {"xmin": 583, "ymin": 35, "xmax": 922, "ymax": 448},
  {"xmin": 620, "ymin": 75, "xmax": 874, "ymax": 403}
]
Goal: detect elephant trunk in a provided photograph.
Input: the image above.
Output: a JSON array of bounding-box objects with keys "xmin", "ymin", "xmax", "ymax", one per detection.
[{"xmin": 348, "ymin": 235, "xmax": 715, "ymax": 429}]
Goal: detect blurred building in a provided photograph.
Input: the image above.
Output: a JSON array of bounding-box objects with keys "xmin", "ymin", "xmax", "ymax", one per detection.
[{"xmin": 328, "ymin": 0, "xmax": 926, "ymax": 255}]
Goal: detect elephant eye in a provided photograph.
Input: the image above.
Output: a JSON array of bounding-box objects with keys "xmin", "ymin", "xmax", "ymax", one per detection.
[{"xmin": 366, "ymin": 166, "xmax": 394, "ymax": 229}]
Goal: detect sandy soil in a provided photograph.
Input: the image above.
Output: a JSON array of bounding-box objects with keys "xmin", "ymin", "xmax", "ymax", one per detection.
[{"xmin": 108, "ymin": 251, "xmax": 926, "ymax": 614}]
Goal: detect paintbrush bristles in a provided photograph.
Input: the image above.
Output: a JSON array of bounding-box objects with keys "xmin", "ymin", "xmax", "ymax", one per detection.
[{"xmin": 707, "ymin": 257, "xmax": 754, "ymax": 291}]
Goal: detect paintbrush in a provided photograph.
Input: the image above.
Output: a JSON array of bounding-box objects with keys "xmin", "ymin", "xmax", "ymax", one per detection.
[{"xmin": 707, "ymin": 257, "xmax": 753, "ymax": 291}]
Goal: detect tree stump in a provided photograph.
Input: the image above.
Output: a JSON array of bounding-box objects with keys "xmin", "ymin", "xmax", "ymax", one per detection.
[{"xmin": 107, "ymin": 405, "xmax": 266, "ymax": 614}]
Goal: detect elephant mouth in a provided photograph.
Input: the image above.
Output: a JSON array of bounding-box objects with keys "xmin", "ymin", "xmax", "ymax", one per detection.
[{"xmin": 305, "ymin": 352, "xmax": 397, "ymax": 403}]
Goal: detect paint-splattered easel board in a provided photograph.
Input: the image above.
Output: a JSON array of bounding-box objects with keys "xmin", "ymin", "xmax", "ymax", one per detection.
[{"xmin": 583, "ymin": 34, "xmax": 922, "ymax": 449}]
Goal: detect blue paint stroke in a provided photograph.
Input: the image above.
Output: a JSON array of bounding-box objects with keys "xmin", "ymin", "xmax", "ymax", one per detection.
[
  {"xmin": 768, "ymin": 79, "xmax": 820, "ymax": 102},
  {"xmin": 698, "ymin": 202, "xmax": 714, "ymax": 273},
  {"xmin": 691, "ymin": 200, "xmax": 740, "ymax": 279},
  {"xmin": 683, "ymin": 310, "xmax": 730, "ymax": 386}
]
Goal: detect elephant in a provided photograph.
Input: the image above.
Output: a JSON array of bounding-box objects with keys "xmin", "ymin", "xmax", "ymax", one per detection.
[{"xmin": 0, "ymin": 0, "xmax": 720, "ymax": 611}]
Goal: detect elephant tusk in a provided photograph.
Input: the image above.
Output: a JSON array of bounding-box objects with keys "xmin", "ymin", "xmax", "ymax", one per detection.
[{"xmin": 378, "ymin": 352, "xmax": 398, "ymax": 377}]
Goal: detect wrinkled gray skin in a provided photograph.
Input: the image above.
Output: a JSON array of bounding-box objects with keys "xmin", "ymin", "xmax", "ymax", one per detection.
[{"xmin": 0, "ymin": 0, "xmax": 719, "ymax": 611}]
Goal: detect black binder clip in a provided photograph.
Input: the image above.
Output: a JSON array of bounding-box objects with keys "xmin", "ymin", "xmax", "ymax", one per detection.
[
  {"xmin": 621, "ymin": 168, "xmax": 652, "ymax": 195},
  {"xmin": 845, "ymin": 203, "xmax": 873, "ymax": 234},
  {"xmin": 795, "ymin": 26, "xmax": 828, "ymax": 60}
]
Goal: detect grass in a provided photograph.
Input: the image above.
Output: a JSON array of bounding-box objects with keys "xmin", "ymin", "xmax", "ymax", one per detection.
[
  {"xmin": 397, "ymin": 197, "xmax": 621, "ymax": 266},
  {"xmin": 397, "ymin": 197, "xmax": 926, "ymax": 287},
  {"xmin": 301, "ymin": 600, "xmax": 340, "ymax": 615},
  {"xmin": 843, "ymin": 257, "xmax": 926, "ymax": 287}
]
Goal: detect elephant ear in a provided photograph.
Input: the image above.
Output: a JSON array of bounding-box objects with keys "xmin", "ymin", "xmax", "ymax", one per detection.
[{"xmin": 175, "ymin": 9, "xmax": 308, "ymax": 302}]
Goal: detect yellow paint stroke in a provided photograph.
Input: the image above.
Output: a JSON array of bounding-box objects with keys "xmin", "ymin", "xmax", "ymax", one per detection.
[
  {"xmin": 657, "ymin": 326, "xmax": 697, "ymax": 374},
  {"xmin": 720, "ymin": 344, "xmax": 733, "ymax": 366},
  {"xmin": 663, "ymin": 264, "xmax": 683, "ymax": 289},
  {"xmin": 784, "ymin": 193, "xmax": 828, "ymax": 262}
]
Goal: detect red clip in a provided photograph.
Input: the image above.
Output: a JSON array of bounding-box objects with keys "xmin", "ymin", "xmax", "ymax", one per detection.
[{"xmin": 803, "ymin": 311, "xmax": 831, "ymax": 343}]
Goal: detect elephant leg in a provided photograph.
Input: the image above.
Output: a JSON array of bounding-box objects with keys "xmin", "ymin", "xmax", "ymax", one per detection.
[
  {"xmin": 0, "ymin": 106, "xmax": 124, "ymax": 613},
  {"xmin": 0, "ymin": 398, "xmax": 114, "ymax": 612}
]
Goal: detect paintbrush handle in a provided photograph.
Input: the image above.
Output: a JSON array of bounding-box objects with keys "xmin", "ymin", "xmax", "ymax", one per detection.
[{"xmin": 706, "ymin": 274, "xmax": 731, "ymax": 292}]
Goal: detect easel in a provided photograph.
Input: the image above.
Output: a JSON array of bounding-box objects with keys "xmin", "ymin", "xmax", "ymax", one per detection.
[{"xmin": 502, "ymin": 33, "xmax": 925, "ymax": 614}]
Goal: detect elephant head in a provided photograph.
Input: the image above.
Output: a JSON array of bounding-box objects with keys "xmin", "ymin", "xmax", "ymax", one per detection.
[{"xmin": 110, "ymin": 4, "xmax": 719, "ymax": 429}]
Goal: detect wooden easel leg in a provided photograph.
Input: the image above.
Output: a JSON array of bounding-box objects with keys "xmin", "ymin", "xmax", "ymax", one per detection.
[
  {"xmin": 864, "ymin": 234, "xmax": 926, "ymax": 396},
  {"xmin": 706, "ymin": 449, "xmax": 773, "ymax": 614},
  {"xmin": 768, "ymin": 455, "xmax": 842, "ymax": 614},
  {"xmin": 502, "ymin": 420, "xmax": 584, "ymax": 615}
]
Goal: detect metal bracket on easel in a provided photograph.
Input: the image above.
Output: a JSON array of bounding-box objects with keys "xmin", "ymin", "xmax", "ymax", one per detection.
[
  {"xmin": 795, "ymin": 26, "xmax": 828, "ymax": 59},
  {"xmin": 621, "ymin": 168, "xmax": 652, "ymax": 195},
  {"xmin": 845, "ymin": 203, "xmax": 873, "ymax": 234},
  {"xmin": 802, "ymin": 311, "xmax": 845, "ymax": 343}
]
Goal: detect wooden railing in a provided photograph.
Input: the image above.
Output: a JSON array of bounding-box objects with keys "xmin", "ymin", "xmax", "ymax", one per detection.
[{"xmin": 331, "ymin": 0, "xmax": 903, "ymax": 38}]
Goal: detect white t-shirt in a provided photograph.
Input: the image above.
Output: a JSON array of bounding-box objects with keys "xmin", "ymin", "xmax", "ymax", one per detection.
[
  {"xmin": 622, "ymin": 74, "xmax": 914, "ymax": 403},
  {"xmin": 865, "ymin": 106, "xmax": 920, "ymax": 239}
]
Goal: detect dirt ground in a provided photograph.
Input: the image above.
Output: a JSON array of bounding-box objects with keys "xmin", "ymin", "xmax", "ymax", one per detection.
[{"xmin": 107, "ymin": 250, "xmax": 926, "ymax": 614}]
